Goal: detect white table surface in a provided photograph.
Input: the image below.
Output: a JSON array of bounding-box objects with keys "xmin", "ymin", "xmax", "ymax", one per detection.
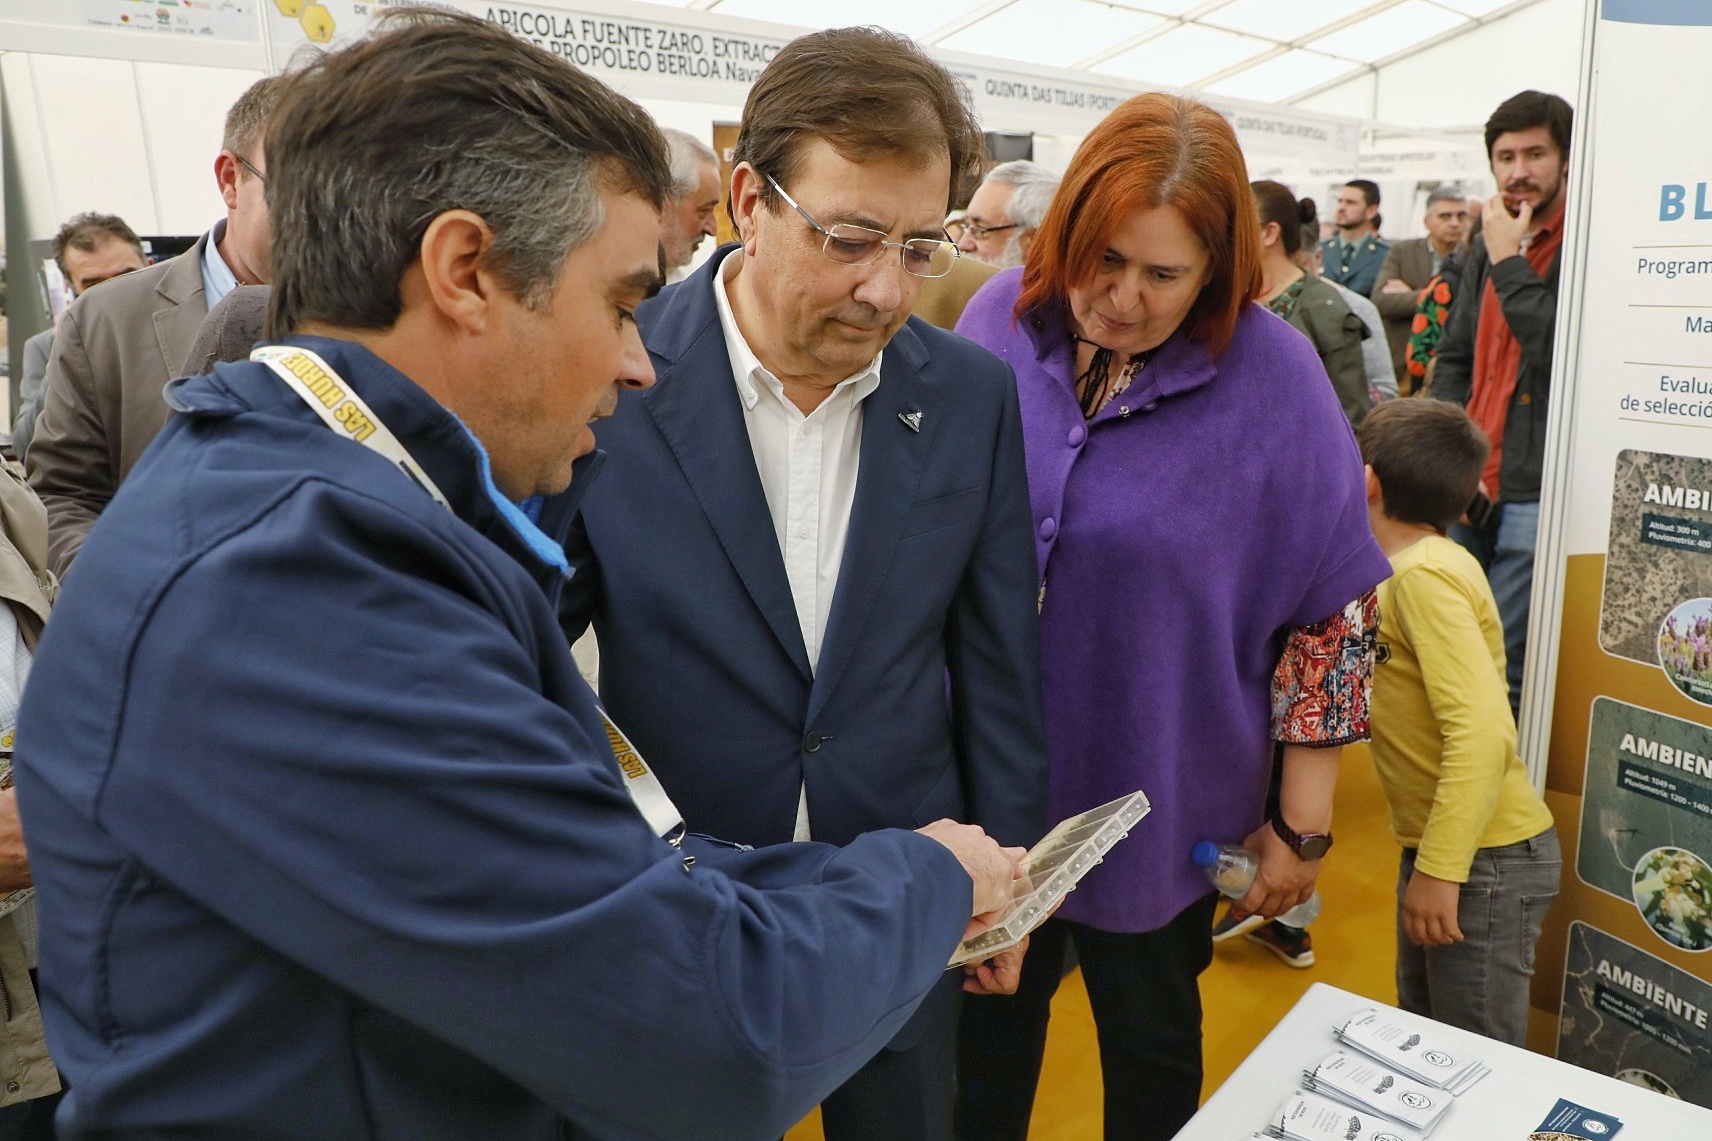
[{"xmin": 1173, "ymin": 982, "xmax": 1712, "ymax": 1139}]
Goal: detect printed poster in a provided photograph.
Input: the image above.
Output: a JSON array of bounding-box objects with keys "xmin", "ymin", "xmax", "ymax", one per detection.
[
  {"xmin": 1579, "ymin": 699, "xmax": 1712, "ymax": 952},
  {"xmin": 1600, "ymin": 451, "xmax": 1712, "ymax": 704},
  {"xmin": 1531, "ymin": 3, "xmax": 1712, "ymax": 1086},
  {"xmin": 1559, "ymin": 921, "xmax": 1712, "ymax": 1107}
]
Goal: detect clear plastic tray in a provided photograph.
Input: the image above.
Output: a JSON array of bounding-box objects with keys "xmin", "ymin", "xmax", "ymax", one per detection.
[{"xmin": 948, "ymin": 789, "xmax": 1150, "ymax": 967}]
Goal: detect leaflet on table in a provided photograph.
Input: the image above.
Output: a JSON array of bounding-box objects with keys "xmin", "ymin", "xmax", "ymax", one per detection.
[
  {"xmin": 948, "ymin": 789, "xmax": 1149, "ymax": 968},
  {"xmin": 1334, "ymin": 1008, "xmax": 1490, "ymax": 1093},
  {"xmin": 1536, "ymin": 1097, "xmax": 1623, "ymax": 1139},
  {"xmin": 1270, "ymin": 1090, "xmax": 1426, "ymax": 1141},
  {"xmin": 1302, "ymin": 1050, "xmax": 1454, "ymax": 1133}
]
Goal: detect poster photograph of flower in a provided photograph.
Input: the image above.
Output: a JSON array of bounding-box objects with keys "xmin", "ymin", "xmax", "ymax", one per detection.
[
  {"xmin": 1632, "ymin": 846, "xmax": 1712, "ymax": 952},
  {"xmin": 1658, "ymin": 598, "xmax": 1712, "ymax": 706}
]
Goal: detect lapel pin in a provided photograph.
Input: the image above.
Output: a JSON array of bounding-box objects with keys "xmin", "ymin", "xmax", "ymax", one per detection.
[{"xmin": 898, "ymin": 409, "xmax": 924, "ymax": 433}]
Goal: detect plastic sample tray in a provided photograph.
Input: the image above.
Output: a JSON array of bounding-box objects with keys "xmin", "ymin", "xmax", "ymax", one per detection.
[{"xmin": 948, "ymin": 789, "xmax": 1150, "ymax": 967}]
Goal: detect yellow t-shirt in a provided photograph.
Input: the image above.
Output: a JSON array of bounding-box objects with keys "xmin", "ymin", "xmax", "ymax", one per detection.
[{"xmin": 1371, "ymin": 534, "xmax": 1554, "ymax": 882}]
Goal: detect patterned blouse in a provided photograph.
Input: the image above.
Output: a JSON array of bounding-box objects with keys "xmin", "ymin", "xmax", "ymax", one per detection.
[
  {"xmin": 1272, "ymin": 589, "xmax": 1380, "ymax": 747},
  {"xmin": 1261, "ymin": 276, "xmax": 1380, "ymax": 743}
]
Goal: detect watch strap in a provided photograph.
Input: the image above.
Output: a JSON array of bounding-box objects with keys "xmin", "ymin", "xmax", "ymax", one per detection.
[{"xmin": 1270, "ymin": 815, "xmax": 1333, "ymax": 859}]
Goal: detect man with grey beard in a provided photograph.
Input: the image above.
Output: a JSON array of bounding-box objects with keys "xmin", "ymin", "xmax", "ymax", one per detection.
[
  {"xmin": 659, "ymin": 127, "xmax": 722, "ymax": 280},
  {"xmin": 957, "ymin": 160, "xmax": 1058, "ymax": 269}
]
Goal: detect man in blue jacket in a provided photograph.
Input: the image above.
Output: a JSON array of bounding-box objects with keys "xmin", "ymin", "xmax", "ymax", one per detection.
[
  {"xmin": 13, "ymin": 13, "xmax": 1023, "ymax": 1140},
  {"xmin": 561, "ymin": 27, "xmax": 1049, "ymax": 1141}
]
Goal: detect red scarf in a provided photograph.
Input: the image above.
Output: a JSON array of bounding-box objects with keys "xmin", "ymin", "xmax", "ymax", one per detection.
[{"xmin": 1468, "ymin": 207, "xmax": 1563, "ymax": 496}]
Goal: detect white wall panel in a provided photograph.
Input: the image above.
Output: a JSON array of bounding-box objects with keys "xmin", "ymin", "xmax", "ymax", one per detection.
[
  {"xmin": 1298, "ymin": 0, "xmax": 1582, "ymax": 130},
  {"xmin": 2, "ymin": 53, "xmax": 263, "ymax": 244},
  {"xmin": 640, "ymin": 97, "xmax": 743, "ymax": 140},
  {"xmin": 134, "ymin": 62, "xmax": 264, "ymax": 235},
  {"xmin": 22, "ymin": 53, "xmax": 157, "ymax": 233},
  {"xmin": 1030, "ymin": 135, "xmax": 1081, "ymax": 176},
  {"xmin": 1295, "ymin": 71, "xmax": 1377, "ymax": 122}
]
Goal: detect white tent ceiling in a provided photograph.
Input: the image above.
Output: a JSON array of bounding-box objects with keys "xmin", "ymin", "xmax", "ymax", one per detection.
[{"xmin": 671, "ymin": 0, "xmax": 1546, "ymax": 105}]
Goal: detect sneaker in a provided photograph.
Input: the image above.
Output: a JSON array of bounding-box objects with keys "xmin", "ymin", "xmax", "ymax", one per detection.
[
  {"xmin": 1245, "ymin": 921, "xmax": 1315, "ymax": 968},
  {"xmin": 1211, "ymin": 903, "xmax": 1266, "ymax": 944}
]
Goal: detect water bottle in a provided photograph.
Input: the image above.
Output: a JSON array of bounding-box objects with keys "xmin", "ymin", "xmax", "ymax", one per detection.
[{"xmin": 1190, "ymin": 841, "xmax": 1321, "ymax": 927}]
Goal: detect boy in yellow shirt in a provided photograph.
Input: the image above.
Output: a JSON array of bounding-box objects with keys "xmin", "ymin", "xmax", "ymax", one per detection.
[{"xmin": 1358, "ymin": 400, "xmax": 1560, "ymax": 1046}]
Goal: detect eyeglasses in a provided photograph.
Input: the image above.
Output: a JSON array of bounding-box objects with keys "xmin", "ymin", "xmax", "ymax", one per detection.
[
  {"xmin": 962, "ymin": 220, "xmax": 1019, "ymax": 240},
  {"xmin": 764, "ymin": 173, "xmax": 959, "ymax": 279},
  {"xmin": 234, "ymin": 154, "xmax": 266, "ymax": 185}
]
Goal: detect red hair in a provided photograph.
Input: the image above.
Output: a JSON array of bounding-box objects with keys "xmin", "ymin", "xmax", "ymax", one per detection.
[{"xmin": 1017, "ymin": 92, "xmax": 1262, "ymax": 358}]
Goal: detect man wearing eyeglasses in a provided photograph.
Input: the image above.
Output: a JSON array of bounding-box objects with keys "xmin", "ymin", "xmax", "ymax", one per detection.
[
  {"xmin": 28, "ymin": 76, "xmax": 282, "ymax": 577},
  {"xmin": 561, "ymin": 26, "xmax": 1048, "ymax": 1141},
  {"xmin": 957, "ymin": 159, "xmax": 1060, "ymax": 269}
]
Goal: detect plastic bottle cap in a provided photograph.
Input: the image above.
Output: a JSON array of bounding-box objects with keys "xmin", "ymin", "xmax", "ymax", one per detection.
[{"xmin": 1190, "ymin": 840, "xmax": 1220, "ymax": 868}]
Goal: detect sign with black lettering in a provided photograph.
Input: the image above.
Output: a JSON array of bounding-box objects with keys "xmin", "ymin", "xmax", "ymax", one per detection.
[{"xmin": 484, "ymin": 5, "xmax": 785, "ymax": 95}]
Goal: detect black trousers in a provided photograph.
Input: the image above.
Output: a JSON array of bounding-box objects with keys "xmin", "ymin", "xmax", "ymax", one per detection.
[{"xmin": 955, "ymin": 894, "xmax": 1218, "ymax": 1141}]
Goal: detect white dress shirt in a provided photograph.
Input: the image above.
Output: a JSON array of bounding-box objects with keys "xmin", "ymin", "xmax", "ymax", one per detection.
[
  {"xmin": 714, "ymin": 255, "xmax": 883, "ymax": 840},
  {"xmin": 200, "ymin": 219, "xmax": 240, "ymax": 309}
]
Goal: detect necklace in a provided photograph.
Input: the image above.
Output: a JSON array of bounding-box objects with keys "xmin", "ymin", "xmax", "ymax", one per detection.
[{"xmin": 1071, "ymin": 333, "xmax": 1158, "ymax": 420}]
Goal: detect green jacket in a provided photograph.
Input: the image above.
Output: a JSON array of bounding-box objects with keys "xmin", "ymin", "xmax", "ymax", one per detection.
[{"xmin": 1277, "ymin": 275, "xmax": 1372, "ymax": 428}]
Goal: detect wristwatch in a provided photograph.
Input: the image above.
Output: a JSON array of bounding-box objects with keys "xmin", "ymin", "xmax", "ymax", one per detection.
[{"xmin": 1270, "ymin": 815, "xmax": 1333, "ymax": 860}]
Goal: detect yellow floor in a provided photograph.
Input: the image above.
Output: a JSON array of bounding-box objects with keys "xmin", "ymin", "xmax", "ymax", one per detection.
[{"xmin": 786, "ymin": 744, "xmax": 1399, "ymax": 1141}]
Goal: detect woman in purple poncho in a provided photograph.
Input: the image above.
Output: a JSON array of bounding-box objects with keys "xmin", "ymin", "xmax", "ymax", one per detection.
[{"xmin": 953, "ymin": 93, "xmax": 1389, "ymax": 1141}]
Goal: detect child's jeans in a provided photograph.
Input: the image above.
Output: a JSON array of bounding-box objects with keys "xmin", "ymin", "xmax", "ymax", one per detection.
[{"xmin": 1396, "ymin": 828, "xmax": 1562, "ymax": 1046}]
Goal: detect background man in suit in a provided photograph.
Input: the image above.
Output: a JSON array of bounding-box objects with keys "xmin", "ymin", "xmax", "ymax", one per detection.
[
  {"xmin": 26, "ymin": 75, "xmax": 282, "ymax": 576},
  {"xmin": 1322, "ymin": 178, "xmax": 1389, "ymax": 296},
  {"xmin": 912, "ymin": 253, "xmax": 998, "ymax": 330},
  {"xmin": 1372, "ymin": 187, "xmax": 1468, "ymax": 392},
  {"xmin": 562, "ymin": 26, "xmax": 1049, "ymax": 1141},
  {"xmin": 13, "ymin": 212, "xmax": 149, "ymax": 460}
]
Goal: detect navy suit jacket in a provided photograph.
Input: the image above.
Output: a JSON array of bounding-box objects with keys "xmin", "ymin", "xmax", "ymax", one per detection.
[{"xmin": 562, "ymin": 249, "xmax": 1048, "ymax": 852}]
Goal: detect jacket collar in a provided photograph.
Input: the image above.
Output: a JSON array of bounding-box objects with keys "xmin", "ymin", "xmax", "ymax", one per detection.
[
  {"xmin": 633, "ymin": 244, "xmax": 937, "ymax": 693},
  {"xmin": 1018, "ymin": 296, "xmax": 1219, "ymax": 408},
  {"xmin": 156, "ymin": 230, "xmax": 214, "ymax": 308},
  {"xmin": 165, "ymin": 335, "xmax": 601, "ymax": 579}
]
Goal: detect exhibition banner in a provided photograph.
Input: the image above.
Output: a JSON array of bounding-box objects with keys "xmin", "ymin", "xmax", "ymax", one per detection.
[
  {"xmin": 1534, "ymin": 0, "xmax": 1712, "ymax": 1106},
  {"xmin": 261, "ymin": 0, "xmax": 794, "ymax": 104},
  {"xmin": 0, "ymin": 0, "xmax": 1364, "ymax": 165},
  {"xmin": 0, "ymin": 0, "xmax": 269, "ymax": 65},
  {"xmin": 252, "ymin": 0, "xmax": 1360, "ymax": 158}
]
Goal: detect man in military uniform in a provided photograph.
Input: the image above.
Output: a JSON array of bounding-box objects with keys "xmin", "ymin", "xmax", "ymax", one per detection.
[{"xmin": 1322, "ymin": 179, "xmax": 1388, "ymax": 296}]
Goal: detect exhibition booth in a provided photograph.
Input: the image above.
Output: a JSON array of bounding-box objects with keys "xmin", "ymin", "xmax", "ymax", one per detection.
[
  {"xmin": 4, "ymin": 1, "xmax": 1710, "ymax": 1137},
  {"xmin": 5, "ymin": 0, "xmax": 1580, "ymax": 398}
]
